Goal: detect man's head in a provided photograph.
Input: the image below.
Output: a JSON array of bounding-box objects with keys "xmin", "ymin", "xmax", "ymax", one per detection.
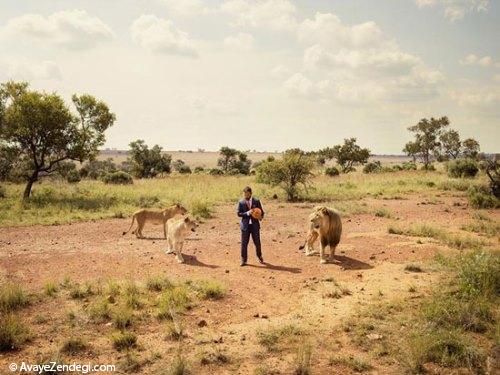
[{"xmin": 243, "ymin": 186, "xmax": 252, "ymax": 200}]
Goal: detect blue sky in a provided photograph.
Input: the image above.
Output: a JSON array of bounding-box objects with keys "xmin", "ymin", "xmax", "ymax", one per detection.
[{"xmin": 0, "ymin": 0, "xmax": 498, "ymax": 153}]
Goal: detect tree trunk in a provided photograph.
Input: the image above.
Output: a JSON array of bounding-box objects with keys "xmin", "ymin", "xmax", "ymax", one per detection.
[{"xmin": 23, "ymin": 171, "xmax": 38, "ymax": 200}]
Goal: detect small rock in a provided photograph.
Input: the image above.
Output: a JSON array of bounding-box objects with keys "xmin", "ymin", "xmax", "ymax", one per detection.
[
  {"xmin": 253, "ymin": 313, "xmax": 260, "ymax": 318},
  {"xmin": 225, "ymin": 269, "xmax": 230, "ymax": 274},
  {"xmin": 261, "ymin": 314, "xmax": 269, "ymax": 319},
  {"xmin": 367, "ymin": 333, "xmax": 383, "ymax": 340},
  {"xmin": 197, "ymin": 319, "xmax": 207, "ymax": 327}
]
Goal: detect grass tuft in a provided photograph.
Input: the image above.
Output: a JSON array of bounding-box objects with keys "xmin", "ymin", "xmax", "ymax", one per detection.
[
  {"xmin": 111, "ymin": 331, "xmax": 137, "ymax": 351},
  {"xmin": 193, "ymin": 280, "xmax": 226, "ymax": 300},
  {"xmin": 60, "ymin": 337, "xmax": 87, "ymax": 355},
  {"xmin": 0, "ymin": 284, "xmax": 29, "ymax": 312},
  {"xmin": 0, "ymin": 314, "xmax": 30, "ymax": 352}
]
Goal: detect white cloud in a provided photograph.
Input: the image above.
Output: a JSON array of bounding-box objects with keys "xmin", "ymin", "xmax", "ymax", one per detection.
[
  {"xmin": 221, "ymin": 0, "xmax": 297, "ymax": 31},
  {"xmin": 460, "ymin": 54, "xmax": 499, "ymax": 67},
  {"xmin": 298, "ymin": 13, "xmax": 385, "ymax": 50},
  {"xmin": 270, "ymin": 65, "xmax": 292, "ymax": 79},
  {"xmin": 286, "ymin": 12, "xmax": 444, "ymax": 104},
  {"xmin": 130, "ymin": 15, "xmax": 197, "ymax": 57},
  {"xmin": 2, "ymin": 10, "xmax": 114, "ymax": 49},
  {"xmin": 450, "ymin": 87, "xmax": 499, "ymax": 106},
  {"xmin": 224, "ymin": 33, "xmax": 254, "ymax": 51},
  {"xmin": 0, "ymin": 60, "xmax": 62, "ymax": 81},
  {"xmin": 157, "ymin": 0, "xmax": 212, "ymax": 17},
  {"xmin": 414, "ymin": 0, "xmax": 490, "ymax": 22}
]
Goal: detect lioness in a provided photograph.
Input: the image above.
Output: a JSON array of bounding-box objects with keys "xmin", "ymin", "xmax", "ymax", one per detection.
[
  {"xmin": 122, "ymin": 204, "xmax": 187, "ymax": 238},
  {"xmin": 299, "ymin": 206, "xmax": 342, "ymax": 264},
  {"xmin": 165, "ymin": 216, "xmax": 198, "ymax": 263}
]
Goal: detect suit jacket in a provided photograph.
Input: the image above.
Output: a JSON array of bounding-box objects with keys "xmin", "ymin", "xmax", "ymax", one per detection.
[{"xmin": 237, "ymin": 198, "xmax": 264, "ymax": 231}]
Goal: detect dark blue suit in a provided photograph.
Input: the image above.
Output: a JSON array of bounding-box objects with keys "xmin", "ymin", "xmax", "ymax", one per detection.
[{"xmin": 237, "ymin": 198, "xmax": 264, "ymax": 262}]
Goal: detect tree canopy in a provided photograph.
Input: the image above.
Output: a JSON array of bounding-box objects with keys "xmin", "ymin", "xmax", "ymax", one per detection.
[
  {"xmin": 256, "ymin": 149, "xmax": 315, "ymax": 201},
  {"xmin": 0, "ymin": 81, "xmax": 115, "ymax": 198},
  {"xmin": 320, "ymin": 138, "xmax": 370, "ymax": 173},
  {"xmin": 127, "ymin": 140, "xmax": 171, "ymax": 178}
]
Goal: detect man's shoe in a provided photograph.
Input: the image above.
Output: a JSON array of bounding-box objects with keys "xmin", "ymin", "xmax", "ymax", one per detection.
[
  {"xmin": 258, "ymin": 257, "xmax": 264, "ymax": 264},
  {"xmin": 240, "ymin": 261, "xmax": 247, "ymax": 267}
]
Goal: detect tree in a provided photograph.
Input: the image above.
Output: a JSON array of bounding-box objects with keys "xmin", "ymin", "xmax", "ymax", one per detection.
[
  {"xmin": 172, "ymin": 159, "xmax": 191, "ymax": 174},
  {"xmin": 80, "ymin": 158, "xmax": 117, "ymax": 179},
  {"xmin": 406, "ymin": 116, "xmax": 449, "ymax": 168},
  {"xmin": 128, "ymin": 140, "xmax": 171, "ymax": 178},
  {"xmin": 462, "ymin": 138, "xmax": 480, "ymax": 159},
  {"xmin": 217, "ymin": 146, "xmax": 251, "ymax": 175},
  {"xmin": 0, "ymin": 81, "xmax": 115, "ymax": 198},
  {"xmin": 322, "ymin": 138, "xmax": 370, "ymax": 173},
  {"xmin": 217, "ymin": 147, "xmax": 239, "ymax": 173},
  {"xmin": 256, "ymin": 149, "xmax": 315, "ymax": 201},
  {"xmin": 439, "ymin": 129, "xmax": 461, "ymax": 160},
  {"xmin": 402, "ymin": 141, "xmax": 420, "ymax": 163}
]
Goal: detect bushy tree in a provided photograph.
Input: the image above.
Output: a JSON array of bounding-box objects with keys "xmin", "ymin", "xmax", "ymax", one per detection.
[
  {"xmin": 447, "ymin": 159, "xmax": 479, "ymax": 178},
  {"xmin": 0, "ymin": 81, "xmax": 115, "ymax": 198},
  {"xmin": 80, "ymin": 158, "xmax": 117, "ymax": 179},
  {"xmin": 217, "ymin": 146, "xmax": 251, "ymax": 175},
  {"xmin": 256, "ymin": 149, "xmax": 315, "ymax": 201},
  {"xmin": 325, "ymin": 166, "xmax": 340, "ymax": 177},
  {"xmin": 402, "ymin": 141, "xmax": 420, "ymax": 163},
  {"xmin": 363, "ymin": 161, "xmax": 382, "ymax": 174},
  {"xmin": 128, "ymin": 140, "xmax": 171, "ymax": 178},
  {"xmin": 103, "ymin": 171, "xmax": 133, "ymax": 184},
  {"xmin": 172, "ymin": 159, "xmax": 192, "ymax": 174},
  {"xmin": 462, "ymin": 138, "xmax": 480, "ymax": 159},
  {"xmin": 439, "ymin": 129, "xmax": 461, "ymax": 160},
  {"xmin": 321, "ymin": 138, "xmax": 370, "ymax": 173},
  {"xmin": 404, "ymin": 116, "xmax": 449, "ymax": 168}
]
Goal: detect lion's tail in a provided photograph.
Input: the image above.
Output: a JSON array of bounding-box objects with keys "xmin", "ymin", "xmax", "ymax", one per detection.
[
  {"xmin": 298, "ymin": 240, "xmax": 307, "ymax": 250},
  {"xmin": 122, "ymin": 214, "xmax": 136, "ymax": 236}
]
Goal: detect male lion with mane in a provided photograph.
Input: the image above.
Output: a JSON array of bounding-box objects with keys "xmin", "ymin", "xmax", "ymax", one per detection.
[
  {"xmin": 299, "ymin": 206, "xmax": 342, "ymax": 264},
  {"xmin": 122, "ymin": 204, "xmax": 187, "ymax": 238}
]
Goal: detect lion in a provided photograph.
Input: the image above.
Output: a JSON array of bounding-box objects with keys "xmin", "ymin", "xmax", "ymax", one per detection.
[
  {"xmin": 165, "ymin": 216, "xmax": 198, "ymax": 263},
  {"xmin": 122, "ymin": 204, "xmax": 188, "ymax": 239},
  {"xmin": 299, "ymin": 206, "xmax": 342, "ymax": 264}
]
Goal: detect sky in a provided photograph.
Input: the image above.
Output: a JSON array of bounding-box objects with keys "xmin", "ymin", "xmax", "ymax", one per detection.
[{"xmin": 0, "ymin": 0, "xmax": 499, "ymax": 154}]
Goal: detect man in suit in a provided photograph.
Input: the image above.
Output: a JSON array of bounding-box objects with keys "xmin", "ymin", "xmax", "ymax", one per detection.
[{"xmin": 237, "ymin": 186, "xmax": 265, "ymax": 266}]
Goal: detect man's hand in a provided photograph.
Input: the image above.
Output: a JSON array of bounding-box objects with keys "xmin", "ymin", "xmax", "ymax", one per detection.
[{"xmin": 246, "ymin": 209, "xmax": 254, "ymax": 216}]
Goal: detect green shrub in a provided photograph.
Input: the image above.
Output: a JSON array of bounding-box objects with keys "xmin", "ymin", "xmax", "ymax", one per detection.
[
  {"xmin": 447, "ymin": 159, "xmax": 479, "ymax": 178},
  {"xmin": 193, "ymin": 166, "xmax": 205, "ymax": 173},
  {"xmin": 190, "ymin": 200, "xmax": 212, "ymax": 219},
  {"xmin": 102, "ymin": 171, "xmax": 133, "ymax": 185},
  {"xmin": 392, "ymin": 164, "xmax": 403, "ymax": 171},
  {"xmin": 208, "ymin": 168, "xmax": 223, "ymax": 175},
  {"xmin": 325, "ymin": 167, "xmax": 340, "ymax": 177},
  {"xmin": 468, "ymin": 185, "xmax": 499, "ymax": 209},
  {"xmin": 363, "ymin": 161, "xmax": 382, "ymax": 174},
  {"xmin": 421, "ymin": 164, "xmax": 436, "ymax": 171},
  {"xmin": 66, "ymin": 169, "xmax": 81, "ymax": 183},
  {"xmin": 402, "ymin": 161, "xmax": 417, "ymax": 170}
]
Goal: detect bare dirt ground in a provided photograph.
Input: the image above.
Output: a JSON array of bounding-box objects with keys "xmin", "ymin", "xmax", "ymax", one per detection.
[{"xmin": 0, "ymin": 194, "xmax": 496, "ymax": 374}]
